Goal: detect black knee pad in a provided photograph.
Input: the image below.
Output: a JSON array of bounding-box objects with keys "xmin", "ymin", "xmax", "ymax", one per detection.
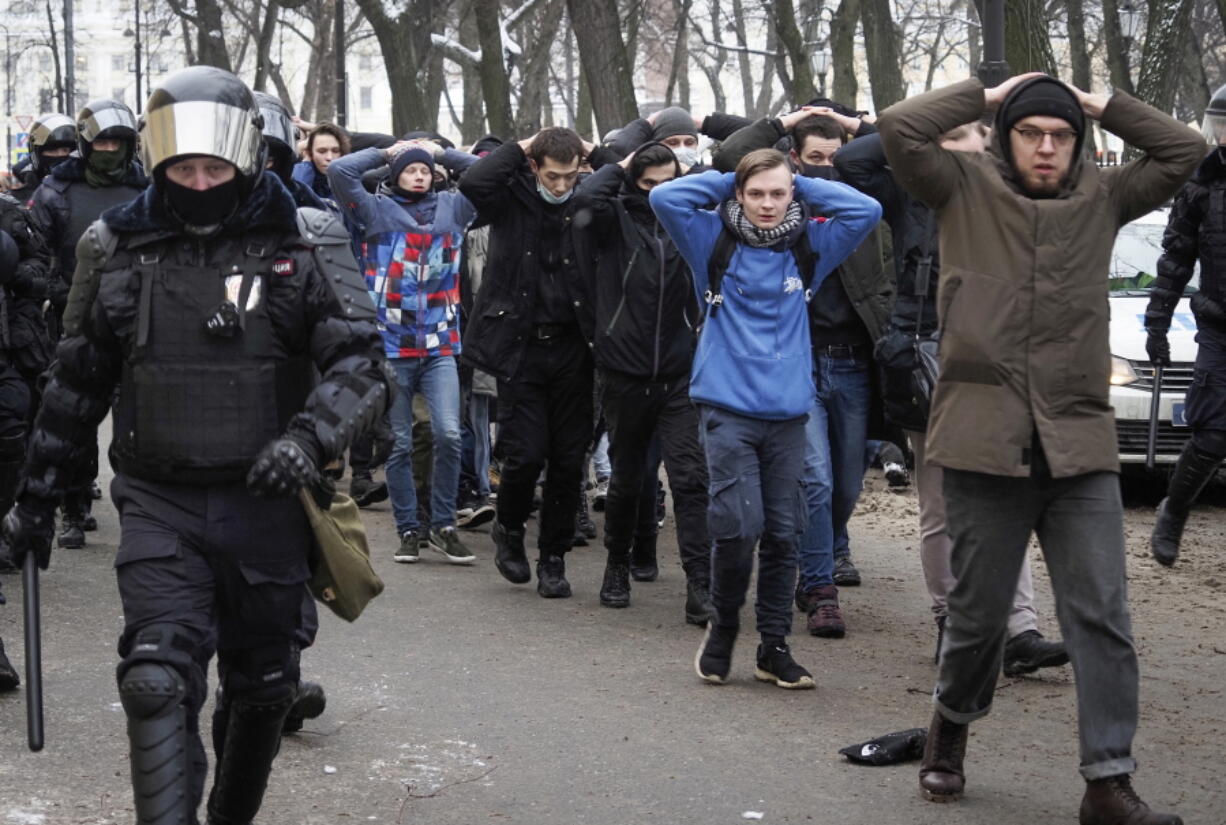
[
  {"xmin": 1191, "ymin": 429, "xmax": 1226, "ymax": 460},
  {"xmin": 119, "ymin": 661, "xmax": 187, "ymax": 719},
  {"xmin": 219, "ymin": 642, "xmax": 300, "ymax": 700},
  {"xmin": 117, "ymin": 622, "xmax": 205, "ymax": 707}
]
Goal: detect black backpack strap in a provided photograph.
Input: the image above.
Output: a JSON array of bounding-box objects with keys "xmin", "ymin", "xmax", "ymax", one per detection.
[
  {"xmin": 704, "ymin": 226, "xmax": 737, "ymax": 318},
  {"xmin": 914, "ymin": 208, "xmax": 936, "ymax": 339},
  {"xmin": 791, "ymin": 219, "xmax": 819, "ymax": 301}
]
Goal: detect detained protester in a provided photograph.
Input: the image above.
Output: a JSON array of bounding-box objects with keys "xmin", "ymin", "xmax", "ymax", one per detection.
[
  {"xmin": 603, "ymin": 107, "xmax": 749, "ymax": 169},
  {"xmin": 651, "ymin": 149, "xmax": 881, "ymax": 688},
  {"xmin": 460, "ymin": 128, "xmax": 615, "ymax": 598},
  {"xmin": 1147, "ymin": 84, "xmax": 1226, "ymax": 567},
  {"xmin": 835, "ymin": 124, "xmax": 1069, "ymax": 674},
  {"xmin": 29, "ymin": 99, "xmax": 148, "ymax": 549},
  {"xmin": 717, "ymin": 106, "xmax": 892, "ymax": 635},
  {"xmin": 880, "ymin": 73, "xmax": 1201, "ymax": 822},
  {"xmin": 571, "ymin": 142, "xmax": 712, "ymax": 623},
  {"xmin": 0, "ymin": 66, "xmax": 391, "ymax": 824},
  {"xmin": 328, "ymin": 136, "xmax": 479, "ymax": 565},
  {"xmin": 294, "ymin": 122, "xmax": 350, "ymax": 210},
  {"xmin": 7, "ymin": 113, "xmax": 78, "ymax": 205}
]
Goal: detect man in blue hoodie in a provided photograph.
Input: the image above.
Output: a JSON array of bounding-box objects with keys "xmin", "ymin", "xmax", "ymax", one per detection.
[
  {"xmin": 328, "ymin": 138, "xmax": 479, "ymax": 565},
  {"xmin": 650, "ymin": 148, "xmax": 880, "ymax": 689}
]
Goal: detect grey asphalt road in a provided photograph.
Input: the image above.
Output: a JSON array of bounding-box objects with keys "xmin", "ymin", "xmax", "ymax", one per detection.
[{"xmin": 0, "ymin": 449, "xmax": 1221, "ymax": 825}]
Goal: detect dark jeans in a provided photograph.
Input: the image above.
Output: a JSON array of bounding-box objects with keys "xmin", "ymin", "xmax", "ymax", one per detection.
[
  {"xmin": 601, "ymin": 370, "xmax": 710, "ymax": 582},
  {"xmin": 496, "ymin": 334, "xmax": 594, "ymax": 557},
  {"xmin": 699, "ymin": 405, "xmax": 807, "ymax": 639},
  {"xmin": 938, "ymin": 456, "xmax": 1138, "ymax": 780}
]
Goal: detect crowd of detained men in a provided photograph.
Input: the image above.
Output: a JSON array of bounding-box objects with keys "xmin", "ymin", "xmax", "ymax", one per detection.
[{"xmin": 0, "ymin": 66, "xmax": 1212, "ymax": 825}]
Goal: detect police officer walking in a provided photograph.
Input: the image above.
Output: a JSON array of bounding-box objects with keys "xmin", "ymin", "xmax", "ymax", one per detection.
[
  {"xmin": 1, "ymin": 67, "xmax": 390, "ymax": 825},
  {"xmin": 6, "ymin": 113, "xmax": 77, "ymax": 205}
]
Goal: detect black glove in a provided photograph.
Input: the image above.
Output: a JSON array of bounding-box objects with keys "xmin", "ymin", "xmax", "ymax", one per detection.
[
  {"xmin": 247, "ymin": 438, "xmax": 318, "ymax": 498},
  {"xmin": 204, "ymin": 300, "xmax": 241, "ymax": 338},
  {"xmin": 46, "ymin": 277, "xmax": 69, "ymax": 311},
  {"xmin": 1146, "ymin": 328, "xmax": 1171, "ymax": 367},
  {"xmin": 0, "ymin": 499, "xmax": 57, "ymax": 570}
]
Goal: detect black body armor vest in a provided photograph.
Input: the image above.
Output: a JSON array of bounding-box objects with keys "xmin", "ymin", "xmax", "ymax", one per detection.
[{"xmin": 62, "ymin": 182, "xmax": 144, "ymax": 280}]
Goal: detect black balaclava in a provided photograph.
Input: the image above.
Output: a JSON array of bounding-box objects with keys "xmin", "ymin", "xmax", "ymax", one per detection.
[
  {"xmin": 800, "ymin": 163, "xmax": 839, "ymax": 180},
  {"xmin": 164, "ymin": 177, "xmax": 242, "ymax": 229}
]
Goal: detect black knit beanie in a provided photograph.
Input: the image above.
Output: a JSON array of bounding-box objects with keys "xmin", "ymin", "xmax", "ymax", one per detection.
[{"xmin": 996, "ymin": 76, "xmax": 1086, "ymax": 165}]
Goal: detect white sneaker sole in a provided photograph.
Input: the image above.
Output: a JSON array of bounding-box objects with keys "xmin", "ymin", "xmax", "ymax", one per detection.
[
  {"xmin": 428, "ymin": 543, "xmax": 476, "ymax": 565},
  {"xmin": 752, "ymin": 668, "xmax": 815, "ymax": 690},
  {"xmin": 393, "ymin": 554, "xmax": 420, "ymax": 564},
  {"xmin": 694, "ymin": 624, "xmax": 728, "ymax": 685}
]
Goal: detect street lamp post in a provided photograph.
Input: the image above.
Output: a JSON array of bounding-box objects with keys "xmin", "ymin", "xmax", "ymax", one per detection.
[
  {"xmin": 976, "ymin": 0, "xmax": 1009, "ymax": 88},
  {"xmin": 1119, "ymin": 1, "xmax": 1141, "ymax": 52},
  {"xmin": 123, "ymin": 1, "xmax": 143, "ymax": 113},
  {"xmin": 815, "ymin": 47, "xmax": 831, "ymax": 98}
]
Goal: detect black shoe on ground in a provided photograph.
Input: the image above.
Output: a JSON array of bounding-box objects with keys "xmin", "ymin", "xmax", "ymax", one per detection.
[
  {"xmin": 428, "ymin": 527, "xmax": 477, "ymax": 565},
  {"xmin": 599, "ymin": 558, "xmax": 631, "ymax": 608},
  {"xmin": 393, "ymin": 528, "xmax": 427, "ymax": 563},
  {"xmin": 630, "ymin": 534, "xmax": 658, "ymax": 582},
  {"xmin": 57, "ymin": 519, "xmax": 85, "ymax": 550},
  {"xmin": 919, "ymin": 710, "xmax": 967, "ymax": 802},
  {"xmin": 82, "ymin": 513, "xmax": 98, "ymax": 531},
  {"xmin": 282, "ymin": 681, "xmax": 327, "ymax": 734},
  {"xmin": 536, "ymin": 555, "xmax": 572, "ymax": 598},
  {"xmin": 1002, "ymin": 629, "xmax": 1069, "ymax": 677},
  {"xmin": 684, "ymin": 579, "xmax": 713, "ymax": 626},
  {"xmin": 350, "ymin": 476, "xmax": 389, "ymax": 508},
  {"xmin": 456, "ymin": 497, "xmax": 496, "ymax": 530},
  {"xmin": 573, "ymin": 492, "xmax": 597, "ymax": 546},
  {"xmin": 0, "ymin": 639, "xmax": 19, "ymax": 692},
  {"xmin": 492, "ymin": 521, "xmax": 531, "ymax": 584},
  {"xmin": 833, "ymin": 555, "xmax": 861, "ymax": 586},
  {"xmin": 1079, "ymin": 775, "xmax": 1182, "ymax": 825},
  {"xmin": 753, "ymin": 639, "xmax": 815, "ymax": 689},
  {"xmin": 694, "ymin": 623, "xmax": 737, "ymax": 684}
]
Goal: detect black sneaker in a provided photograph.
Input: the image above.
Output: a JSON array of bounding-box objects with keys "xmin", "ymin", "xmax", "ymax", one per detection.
[
  {"xmin": 492, "ymin": 521, "xmax": 531, "ymax": 583},
  {"xmin": 833, "ymin": 555, "xmax": 861, "ymax": 587},
  {"xmin": 282, "ymin": 680, "xmax": 327, "ymax": 733},
  {"xmin": 393, "ymin": 528, "xmax": 427, "ymax": 563},
  {"xmin": 350, "ymin": 476, "xmax": 389, "ymax": 508},
  {"xmin": 599, "ymin": 559, "xmax": 631, "ymax": 608},
  {"xmin": 0, "ymin": 639, "xmax": 19, "ymax": 692},
  {"xmin": 684, "ymin": 579, "xmax": 713, "ymax": 626},
  {"xmin": 457, "ymin": 498, "xmax": 496, "ymax": 530},
  {"xmin": 57, "ymin": 519, "xmax": 85, "ymax": 550},
  {"xmin": 694, "ymin": 623, "xmax": 737, "ymax": 684},
  {"xmin": 1002, "ymin": 630, "xmax": 1069, "ymax": 677},
  {"xmin": 573, "ymin": 493, "xmax": 597, "ymax": 546},
  {"xmin": 753, "ymin": 640, "xmax": 815, "ymax": 689},
  {"xmin": 536, "ymin": 555, "xmax": 572, "ymax": 598},
  {"xmin": 82, "ymin": 513, "xmax": 98, "ymax": 531},
  {"xmin": 428, "ymin": 527, "xmax": 477, "ymax": 565}
]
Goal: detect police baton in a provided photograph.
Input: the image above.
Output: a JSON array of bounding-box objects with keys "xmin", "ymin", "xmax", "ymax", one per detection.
[
  {"xmin": 1146, "ymin": 364, "xmax": 1164, "ymax": 472},
  {"xmin": 23, "ymin": 560, "xmax": 44, "ymax": 751}
]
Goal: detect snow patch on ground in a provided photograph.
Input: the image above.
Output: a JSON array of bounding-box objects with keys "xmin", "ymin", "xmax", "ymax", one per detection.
[
  {"xmin": 6, "ymin": 807, "xmax": 47, "ymax": 825},
  {"xmin": 367, "ymin": 738, "xmax": 492, "ymax": 794}
]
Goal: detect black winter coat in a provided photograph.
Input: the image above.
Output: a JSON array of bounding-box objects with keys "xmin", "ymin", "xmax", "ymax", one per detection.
[
  {"xmin": 1157, "ymin": 148, "xmax": 1226, "ymax": 326},
  {"xmin": 458, "ymin": 141, "xmax": 596, "ymax": 382},
  {"xmin": 0, "ymin": 193, "xmax": 53, "ymax": 375},
  {"xmin": 572, "ymin": 163, "xmax": 698, "ymax": 381}
]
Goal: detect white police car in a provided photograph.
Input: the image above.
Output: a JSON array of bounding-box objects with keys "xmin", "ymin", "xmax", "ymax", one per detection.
[{"xmin": 1108, "ymin": 207, "xmax": 1199, "ymax": 465}]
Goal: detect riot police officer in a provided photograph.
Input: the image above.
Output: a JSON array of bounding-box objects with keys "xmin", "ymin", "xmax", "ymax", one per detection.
[
  {"xmin": 255, "ymin": 92, "xmax": 328, "ymax": 211},
  {"xmin": 7, "ymin": 113, "xmax": 77, "ymax": 205},
  {"xmin": 29, "ymin": 98, "xmax": 148, "ymax": 549},
  {"xmin": 1148, "ymin": 84, "xmax": 1226, "ymax": 566},
  {"xmin": 1, "ymin": 66, "xmax": 391, "ymax": 825}
]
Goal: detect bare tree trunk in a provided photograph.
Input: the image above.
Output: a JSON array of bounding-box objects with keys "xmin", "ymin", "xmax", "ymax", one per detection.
[
  {"xmin": 1004, "ymin": 0, "xmax": 1057, "ymax": 75},
  {"xmin": 664, "ymin": 0, "xmax": 692, "ymax": 106},
  {"xmin": 1217, "ymin": 0, "xmax": 1226, "ymax": 34},
  {"xmin": 193, "ymin": 0, "xmax": 233, "ymax": 70},
  {"xmin": 1066, "ymin": 0, "xmax": 1095, "ymax": 150},
  {"xmin": 459, "ymin": 0, "xmax": 486, "ymax": 143},
  {"xmin": 516, "ymin": 0, "xmax": 565, "ymax": 134},
  {"xmin": 753, "ymin": 18, "xmax": 778, "ymax": 118},
  {"xmin": 567, "ymin": 0, "xmax": 639, "ymax": 135},
  {"xmin": 1136, "ymin": 0, "xmax": 1195, "ymax": 112},
  {"xmin": 253, "ymin": 0, "xmax": 281, "ymax": 91},
  {"xmin": 730, "ymin": 0, "xmax": 755, "ymax": 115},
  {"xmin": 860, "ymin": 0, "xmax": 905, "ymax": 109},
  {"xmin": 474, "ymin": 0, "xmax": 514, "ymax": 138},
  {"xmin": 965, "ymin": 0, "xmax": 980, "ymax": 74},
  {"xmin": 44, "ymin": 0, "xmax": 64, "ymax": 111},
  {"xmin": 773, "ymin": 0, "xmax": 817, "ymax": 105},
  {"xmin": 1175, "ymin": 25, "xmax": 1211, "ymax": 121},
  {"xmin": 1101, "ymin": 0, "xmax": 1136, "ymax": 96},
  {"xmin": 830, "ymin": 0, "xmax": 859, "ymax": 108},
  {"xmin": 354, "ymin": 0, "xmax": 438, "ymax": 136}
]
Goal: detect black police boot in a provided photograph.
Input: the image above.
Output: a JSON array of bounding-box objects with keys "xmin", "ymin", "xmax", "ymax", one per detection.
[
  {"xmin": 207, "ymin": 683, "xmax": 295, "ymax": 825},
  {"xmin": 57, "ymin": 492, "xmax": 87, "ymax": 549},
  {"xmin": 119, "ymin": 662, "xmax": 197, "ymax": 824},
  {"xmin": 0, "ymin": 638, "xmax": 19, "ymax": 692},
  {"xmin": 536, "ymin": 554, "xmax": 572, "ymax": 598},
  {"xmin": 1152, "ymin": 441, "xmax": 1222, "ymax": 566},
  {"xmin": 573, "ymin": 484, "xmax": 597, "ymax": 547},
  {"xmin": 629, "ymin": 533, "xmax": 658, "ymax": 582},
  {"xmin": 492, "ymin": 521, "xmax": 531, "ymax": 584},
  {"xmin": 0, "ymin": 434, "xmax": 24, "ymax": 573},
  {"xmin": 282, "ymin": 680, "xmax": 327, "ymax": 734},
  {"xmin": 599, "ymin": 553, "xmax": 631, "ymax": 608},
  {"xmin": 684, "ymin": 577, "xmax": 714, "ymax": 627},
  {"xmin": 82, "ymin": 494, "xmax": 98, "ymax": 531},
  {"xmin": 348, "ymin": 474, "xmax": 388, "ymax": 508}
]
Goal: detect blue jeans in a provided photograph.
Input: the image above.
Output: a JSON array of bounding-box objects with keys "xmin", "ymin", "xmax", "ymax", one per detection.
[
  {"xmin": 699, "ymin": 405, "xmax": 807, "ymax": 639},
  {"xmin": 460, "ymin": 392, "xmax": 492, "ymax": 499},
  {"xmin": 797, "ymin": 354, "xmax": 871, "ymax": 592},
  {"xmin": 387, "ymin": 356, "xmax": 462, "ymax": 533}
]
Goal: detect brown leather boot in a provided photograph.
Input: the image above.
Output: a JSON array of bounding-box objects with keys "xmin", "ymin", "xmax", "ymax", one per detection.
[
  {"xmin": 1079, "ymin": 776, "xmax": 1182, "ymax": 825},
  {"xmin": 918, "ymin": 710, "xmax": 967, "ymax": 802}
]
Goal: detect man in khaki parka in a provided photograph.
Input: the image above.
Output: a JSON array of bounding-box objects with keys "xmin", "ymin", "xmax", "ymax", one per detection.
[{"xmin": 879, "ymin": 73, "xmax": 1202, "ymax": 825}]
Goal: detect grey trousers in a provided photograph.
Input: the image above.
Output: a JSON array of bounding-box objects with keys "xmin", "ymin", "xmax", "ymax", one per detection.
[{"xmin": 937, "ymin": 462, "xmax": 1138, "ymax": 781}]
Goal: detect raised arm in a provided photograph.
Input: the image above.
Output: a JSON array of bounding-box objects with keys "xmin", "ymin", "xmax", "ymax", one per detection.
[
  {"xmin": 457, "ymin": 140, "xmax": 527, "ymax": 221},
  {"xmin": 648, "ymin": 170, "xmax": 731, "ymax": 297},
  {"xmin": 794, "ymin": 175, "xmax": 883, "ymax": 285},
  {"xmin": 833, "ymin": 132, "xmax": 902, "ymax": 225},
  {"xmin": 326, "ymin": 147, "xmax": 388, "ymax": 236}
]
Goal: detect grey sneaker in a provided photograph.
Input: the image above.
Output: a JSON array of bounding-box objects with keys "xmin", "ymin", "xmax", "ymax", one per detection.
[
  {"xmin": 394, "ymin": 528, "xmax": 426, "ymax": 563},
  {"xmin": 428, "ymin": 527, "xmax": 476, "ymax": 565}
]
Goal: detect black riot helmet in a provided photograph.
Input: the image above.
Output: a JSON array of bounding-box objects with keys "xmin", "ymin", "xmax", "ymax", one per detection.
[
  {"xmin": 28, "ymin": 113, "xmax": 78, "ymax": 176},
  {"xmin": 140, "ymin": 66, "xmax": 265, "ymax": 191},
  {"xmin": 253, "ymin": 91, "xmax": 297, "ymax": 183},
  {"xmin": 76, "ymin": 98, "xmax": 139, "ymax": 161},
  {"xmin": 1204, "ymin": 84, "xmax": 1226, "ymax": 146}
]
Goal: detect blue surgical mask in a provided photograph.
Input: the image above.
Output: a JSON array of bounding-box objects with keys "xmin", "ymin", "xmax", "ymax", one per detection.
[{"xmin": 537, "ymin": 181, "xmax": 573, "ymax": 205}]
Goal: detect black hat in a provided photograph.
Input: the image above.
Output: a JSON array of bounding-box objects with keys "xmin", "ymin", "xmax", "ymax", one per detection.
[
  {"xmin": 996, "ymin": 76, "xmax": 1086, "ymax": 164},
  {"xmin": 389, "ymin": 147, "xmax": 434, "ymax": 182}
]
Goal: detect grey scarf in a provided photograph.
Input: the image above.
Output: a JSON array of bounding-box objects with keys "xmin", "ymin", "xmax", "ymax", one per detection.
[{"xmin": 721, "ymin": 199, "xmax": 803, "ymax": 248}]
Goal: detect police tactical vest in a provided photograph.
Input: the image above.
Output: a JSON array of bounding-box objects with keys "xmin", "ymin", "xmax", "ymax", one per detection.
[
  {"xmin": 63, "ymin": 182, "xmax": 144, "ymax": 279},
  {"xmin": 109, "ymin": 232, "xmax": 314, "ymax": 485}
]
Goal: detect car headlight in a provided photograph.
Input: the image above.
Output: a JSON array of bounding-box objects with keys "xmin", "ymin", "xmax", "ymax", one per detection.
[{"xmin": 1110, "ymin": 355, "xmax": 1139, "ymax": 386}]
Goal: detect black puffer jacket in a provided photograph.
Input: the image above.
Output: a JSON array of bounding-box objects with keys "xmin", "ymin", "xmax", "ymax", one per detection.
[
  {"xmin": 458, "ymin": 141, "xmax": 601, "ymax": 382},
  {"xmin": 1154, "ymin": 148, "xmax": 1226, "ymax": 327},
  {"xmin": 19, "ymin": 172, "xmax": 390, "ymax": 499},
  {"xmin": 0, "ymin": 193, "xmax": 53, "ymax": 375},
  {"xmin": 572, "ymin": 160, "xmax": 698, "ymax": 381}
]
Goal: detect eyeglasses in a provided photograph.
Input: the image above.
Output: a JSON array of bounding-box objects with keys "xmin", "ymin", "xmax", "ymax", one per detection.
[{"xmin": 1012, "ymin": 127, "xmax": 1078, "ymax": 148}]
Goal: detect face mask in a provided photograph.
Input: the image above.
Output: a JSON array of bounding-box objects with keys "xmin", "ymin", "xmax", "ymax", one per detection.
[
  {"xmin": 672, "ymin": 147, "xmax": 699, "ymax": 168},
  {"xmin": 801, "ymin": 163, "xmax": 839, "ymax": 180},
  {"xmin": 164, "ymin": 177, "xmax": 241, "ymax": 229},
  {"xmin": 85, "ymin": 149, "xmax": 128, "ymax": 187},
  {"xmin": 537, "ymin": 181, "xmax": 573, "ymax": 205},
  {"xmin": 42, "ymin": 155, "xmax": 69, "ymax": 174}
]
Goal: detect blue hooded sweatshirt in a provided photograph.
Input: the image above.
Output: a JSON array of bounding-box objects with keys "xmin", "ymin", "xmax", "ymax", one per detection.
[{"xmin": 650, "ymin": 170, "xmax": 881, "ymax": 420}]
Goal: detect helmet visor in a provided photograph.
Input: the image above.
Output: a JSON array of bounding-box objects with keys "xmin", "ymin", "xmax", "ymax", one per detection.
[
  {"xmin": 258, "ymin": 104, "xmax": 295, "ymax": 150},
  {"xmin": 141, "ymin": 100, "xmax": 262, "ymax": 177},
  {"xmin": 30, "ymin": 114, "xmax": 76, "ymax": 148},
  {"xmin": 1203, "ymin": 113, "xmax": 1226, "ymax": 146},
  {"xmin": 80, "ymin": 107, "xmax": 138, "ymax": 143}
]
